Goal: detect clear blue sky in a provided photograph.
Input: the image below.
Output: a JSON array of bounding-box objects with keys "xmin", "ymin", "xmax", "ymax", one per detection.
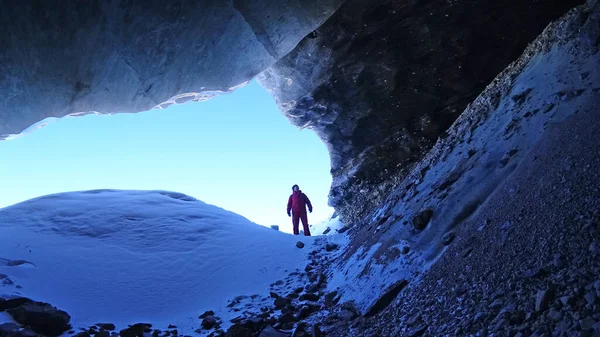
[{"xmin": 0, "ymin": 80, "xmax": 333, "ymax": 232}]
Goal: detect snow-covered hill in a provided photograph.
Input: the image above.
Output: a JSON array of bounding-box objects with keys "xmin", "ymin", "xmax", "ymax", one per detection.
[{"xmin": 0, "ymin": 190, "xmax": 318, "ymax": 333}]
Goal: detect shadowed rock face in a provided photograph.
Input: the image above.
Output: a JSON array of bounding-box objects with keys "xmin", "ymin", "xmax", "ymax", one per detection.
[
  {"xmin": 0, "ymin": 0, "xmax": 343, "ymax": 138},
  {"xmin": 258, "ymin": 0, "xmax": 584, "ymax": 223},
  {"xmin": 0, "ymin": 0, "xmax": 585, "ymax": 225}
]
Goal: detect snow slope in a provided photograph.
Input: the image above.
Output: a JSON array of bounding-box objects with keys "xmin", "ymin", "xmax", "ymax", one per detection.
[
  {"xmin": 0, "ymin": 190, "xmax": 315, "ymax": 333},
  {"xmin": 310, "ymin": 213, "xmax": 346, "ymax": 236}
]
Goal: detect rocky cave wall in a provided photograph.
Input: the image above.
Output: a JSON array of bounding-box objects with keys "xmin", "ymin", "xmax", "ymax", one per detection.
[
  {"xmin": 258, "ymin": 0, "xmax": 585, "ymax": 224},
  {"xmin": 0, "ymin": 0, "xmax": 587, "ymax": 227}
]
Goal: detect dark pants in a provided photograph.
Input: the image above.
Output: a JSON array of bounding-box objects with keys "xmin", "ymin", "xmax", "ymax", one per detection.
[{"xmin": 292, "ymin": 212, "xmax": 311, "ymax": 236}]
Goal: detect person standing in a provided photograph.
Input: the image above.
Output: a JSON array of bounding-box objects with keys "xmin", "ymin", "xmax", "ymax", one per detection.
[{"xmin": 287, "ymin": 184, "xmax": 313, "ymax": 236}]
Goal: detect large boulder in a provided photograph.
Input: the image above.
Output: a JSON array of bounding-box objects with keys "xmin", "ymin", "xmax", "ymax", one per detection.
[{"xmin": 6, "ymin": 301, "xmax": 71, "ymax": 337}]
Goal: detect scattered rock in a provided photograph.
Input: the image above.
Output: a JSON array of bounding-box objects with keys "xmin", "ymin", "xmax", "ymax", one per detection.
[
  {"xmin": 296, "ymin": 242, "xmax": 305, "ymax": 249},
  {"xmin": 297, "ymin": 306, "xmax": 311, "ymax": 320},
  {"xmin": 239, "ymin": 317, "xmax": 265, "ymax": 332},
  {"xmin": 560, "ymin": 294, "xmax": 576, "ymax": 306},
  {"xmin": 337, "ymin": 225, "xmax": 350, "ymax": 234},
  {"xmin": 200, "ymin": 310, "xmax": 215, "ymax": 319},
  {"xmin": 324, "ymin": 291, "xmax": 339, "ymax": 306},
  {"xmin": 584, "ymin": 292, "xmax": 597, "ymax": 306},
  {"xmin": 167, "ymin": 325, "xmax": 176, "ymax": 329},
  {"xmin": 364, "ymin": 280, "xmax": 408, "ymax": 317},
  {"xmin": 402, "ymin": 246, "xmax": 410, "ymax": 254},
  {"xmin": 96, "ymin": 324, "xmax": 116, "ymax": 331},
  {"xmin": 278, "ymin": 313, "xmax": 296, "ymax": 324},
  {"xmin": 225, "ymin": 324, "xmax": 252, "ymax": 337},
  {"xmin": 202, "ymin": 316, "xmax": 219, "ymax": 330},
  {"xmin": 119, "ymin": 324, "xmax": 151, "ymax": 337},
  {"xmin": 325, "ymin": 243, "xmax": 339, "ymax": 252},
  {"xmin": 7, "ymin": 301, "xmax": 71, "ymax": 337},
  {"xmin": 535, "ymin": 288, "xmax": 553, "ymax": 312},
  {"xmin": 274, "ymin": 297, "xmax": 290, "ymax": 309},
  {"xmin": 412, "ymin": 210, "xmax": 433, "ymax": 230},
  {"xmin": 546, "ymin": 308, "xmax": 563, "ymax": 321}
]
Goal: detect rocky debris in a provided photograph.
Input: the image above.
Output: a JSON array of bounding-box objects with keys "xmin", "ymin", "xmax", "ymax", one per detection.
[
  {"xmin": 296, "ymin": 242, "xmax": 305, "ymax": 249},
  {"xmin": 412, "ymin": 210, "xmax": 433, "ymax": 230},
  {"xmin": 6, "ymin": 301, "xmax": 71, "ymax": 337},
  {"xmin": 219, "ymin": 240, "xmax": 338, "ymax": 337}
]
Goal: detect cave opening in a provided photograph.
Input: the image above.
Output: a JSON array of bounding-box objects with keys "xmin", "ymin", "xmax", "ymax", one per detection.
[{"xmin": 0, "ymin": 80, "xmax": 334, "ymax": 234}]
